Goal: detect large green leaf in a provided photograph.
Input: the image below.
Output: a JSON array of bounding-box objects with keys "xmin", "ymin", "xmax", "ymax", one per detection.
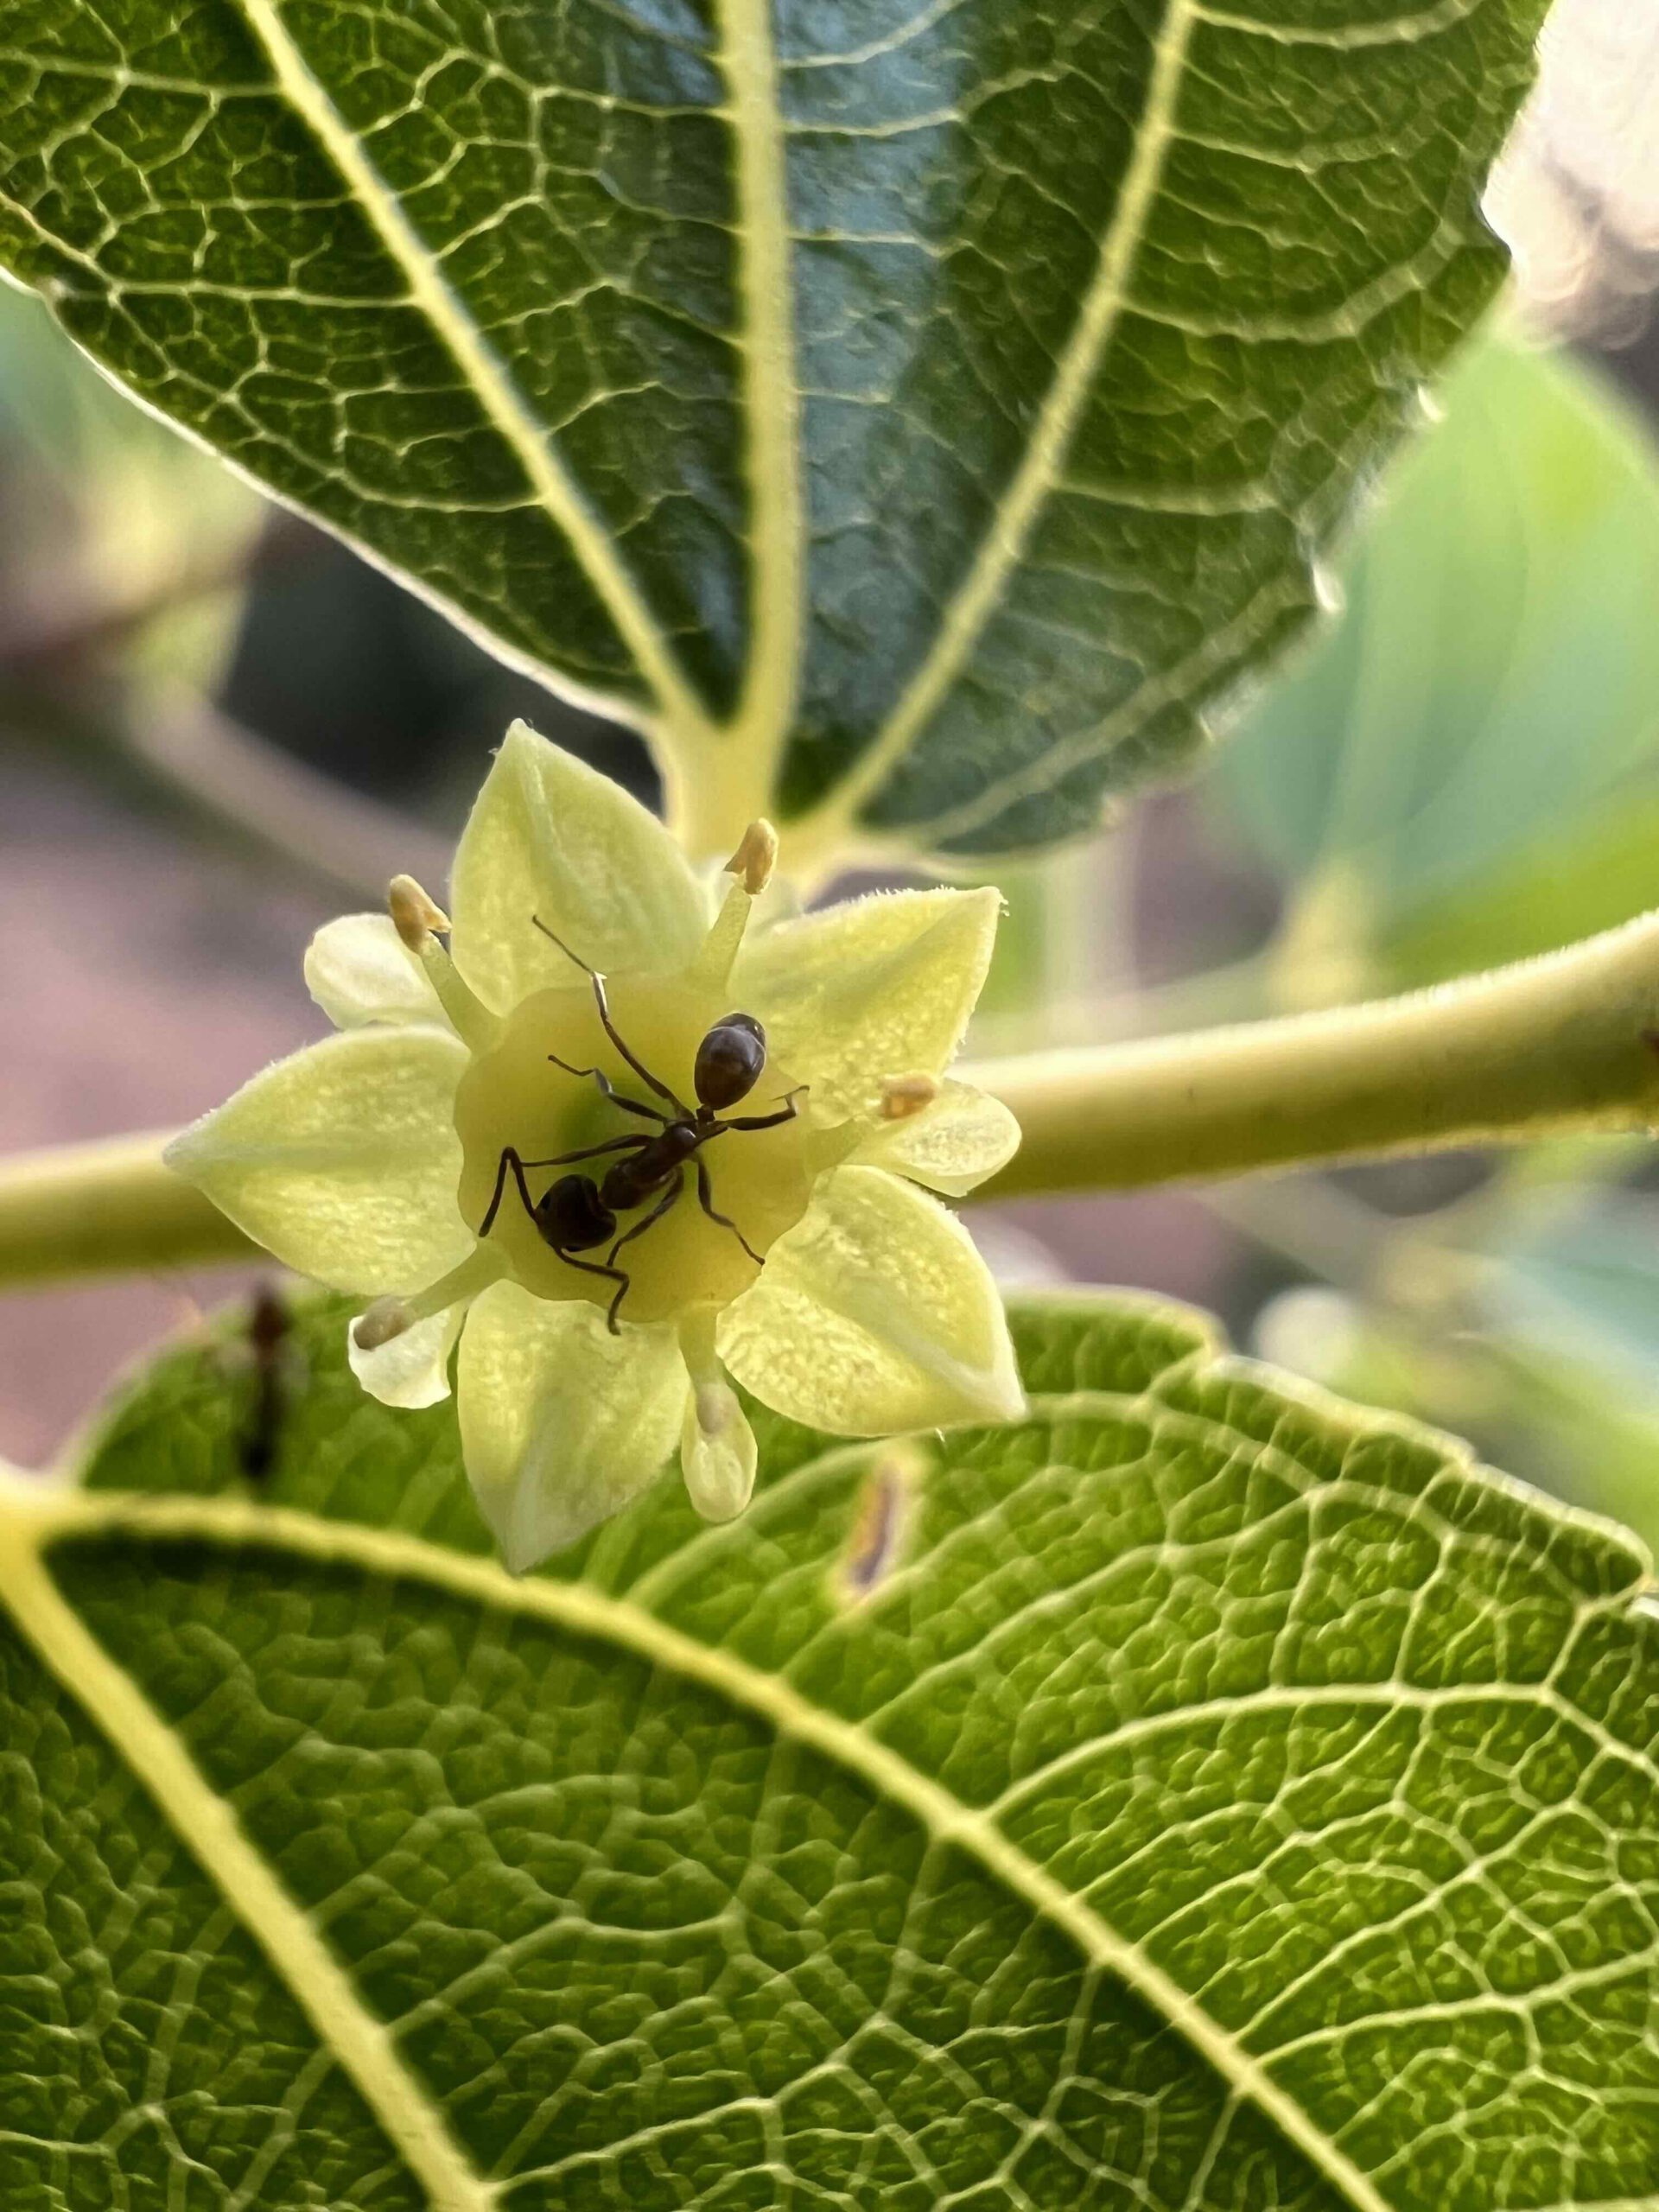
[
  {"xmin": 5, "ymin": 1287, "xmax": 1659, "ymax": 2208},
  {"xmin": 0, "ymin": 0, "xmax": 1545, "ymax": 861},
  {"xmin": 1212, "ymin": 335, "xmax": 1659, "ymax": 998}
]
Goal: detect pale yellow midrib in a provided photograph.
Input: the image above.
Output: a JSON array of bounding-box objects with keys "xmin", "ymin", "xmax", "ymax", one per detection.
[
  {"xmin": 4, "ymin": 1482, "xmax": 1391, "ymax": 2212},
  {"xmin": 0, "ymin": 1509, "xmax": 496, "ymax": 2212},
  {"xmin": 779, "ymin": 0, "xmax": 1200, "ymax": 861},
  {"xmin": 223, "ymin": 0, "xmax": 715, "ymax": 748},
  {"xmin": 713, "ymin": 0, "xmax": 805, "ymax": 826}
]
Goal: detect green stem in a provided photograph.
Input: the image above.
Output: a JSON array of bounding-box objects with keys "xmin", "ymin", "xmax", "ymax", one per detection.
[
  {"xmin": 7, "ymin": 912, "xmax": 1659, "ymax": 1287},
  {"xmin": 0, "ymin": 1132, "xmax": 255, "ymax": 1285},
  {"xmin": 967, "ymin": 910, "xmax": 1659, "ymax": 1198}
]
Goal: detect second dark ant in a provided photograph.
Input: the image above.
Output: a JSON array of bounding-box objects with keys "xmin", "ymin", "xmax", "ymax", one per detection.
[
  {"xmin": 238, "ymin": 1282, "xmax": 298, "ymax": 1484},
  {"xmin": 478, "ymin": 918, "xmax": 804, "ymax": 1332}
]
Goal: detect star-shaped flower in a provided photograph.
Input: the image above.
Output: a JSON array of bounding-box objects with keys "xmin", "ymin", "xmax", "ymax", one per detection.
[{"xmin": 168, "ymin": 722, "xmax": 1024, "ymax": 1568}]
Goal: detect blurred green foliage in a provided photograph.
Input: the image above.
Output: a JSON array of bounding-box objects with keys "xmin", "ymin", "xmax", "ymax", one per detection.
[
  {"xmin": 0, "ymin": 280, "xmax": 257, "ymax": 656},
  {"xmin": 1199, "ymin": 333, "xmax": 1659, "ymax": 1542},
  {"xmin": 1214, "ymin": 332, "xmax": 1659, "ymax": 1002}
]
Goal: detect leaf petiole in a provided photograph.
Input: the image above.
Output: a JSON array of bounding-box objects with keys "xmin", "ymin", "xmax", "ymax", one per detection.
[{"xmin": 9, "ymin": 908, "xmax": 1659, "ymax": 1286}]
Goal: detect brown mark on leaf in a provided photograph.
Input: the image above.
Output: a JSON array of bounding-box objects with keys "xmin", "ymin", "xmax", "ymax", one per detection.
[{"xmin": 836, "ymin": 1443, "xmax": 928, "ymax": 1605}]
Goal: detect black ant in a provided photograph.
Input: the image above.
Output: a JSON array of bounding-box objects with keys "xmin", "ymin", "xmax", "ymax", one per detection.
[
  {"xmin": 238, "ymin": 1282, "xmax": 298, "ymax": 1484},
  {"xmin": 478, "ymin": 918, "xmax": 803, "ymax": 1332}
]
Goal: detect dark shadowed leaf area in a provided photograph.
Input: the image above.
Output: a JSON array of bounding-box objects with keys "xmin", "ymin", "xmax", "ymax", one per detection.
[{"xmin": 3, "ymin": 1287, "xmax": 1658, "ymax": 2209}]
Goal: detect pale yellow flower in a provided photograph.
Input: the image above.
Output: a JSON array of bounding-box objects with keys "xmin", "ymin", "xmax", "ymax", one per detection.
[{"xmin": 168, "ymin": 722, "xmax": 1023, "ymax": 1568}]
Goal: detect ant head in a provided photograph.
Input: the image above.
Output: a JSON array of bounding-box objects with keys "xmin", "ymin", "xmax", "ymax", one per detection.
[
  {"xmin": 695, "ymin": 1011, "xmax": 766, "ymax": 1110},
  {"xmin": 536, "ymin": 1173, "xmax": 616, "ymax": 1253}
]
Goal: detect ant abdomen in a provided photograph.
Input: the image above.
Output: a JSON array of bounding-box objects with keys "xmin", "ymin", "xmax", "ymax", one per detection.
[
  {"xmin": 535, "ymin": 1173, "xmax": 616, "ymax": 1253},
  {"xmin": 696, "ymin": 1013, "xmax": 766, "ymax": 1110}
]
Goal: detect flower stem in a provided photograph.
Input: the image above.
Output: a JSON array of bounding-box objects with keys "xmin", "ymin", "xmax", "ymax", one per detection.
[
  {"xmin": 967, "ymin": 909, "xmax": 1659, "ymax": 1198},
  {"xmin": 0, "ymin": 1132, "xmax": 255, "ymax": 1284},
  {"xmin": 7, "ymin": 912, "xmax": 1659, "ymax": 1287}
]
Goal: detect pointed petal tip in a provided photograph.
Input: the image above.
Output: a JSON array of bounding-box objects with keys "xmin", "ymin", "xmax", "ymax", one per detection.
[
  {"xmin": 972, "ymin": 1370, "xmax": 1028, "ymax": 1427},
  {"xmin": 854, "ymin": 1079, "xmax": 1021, "ymax": 1197},
  {"xmin": 718, "ymin": 1165, "xmax": 1023, "ymax": 1440},
  {"xmin": 347, "ymin": 1301, "xmax": 462, "ymax": 1410},
  {"xmin": 450, "ymin": 719, "xmax": 708, "ymax": 1001},
  {"xmin": 160, "ymin": 1122, "xmax": 201, "ymax": 1175},
  {"xmin": 457, "ymin": 1281, "xmax": 688, "ymax": 1573}
]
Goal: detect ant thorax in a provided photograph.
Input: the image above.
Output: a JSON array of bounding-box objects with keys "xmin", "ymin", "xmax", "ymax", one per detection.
[{"xmin": 454, "ymin": 969, "xmax": 812, "ymax": 1325}]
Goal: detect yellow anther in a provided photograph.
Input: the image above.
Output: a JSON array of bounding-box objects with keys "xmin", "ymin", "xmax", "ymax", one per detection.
[
  {"xmin": 724, "ymin": 819, "xmax": 779, "ymax": 898},
  {"xmin": 388, "ymin": 874, "xmax": 451, "ymax": 951},
  {"xmin": 880, "ymin": 1071, "xmax": 940, "ymax": 1122}
]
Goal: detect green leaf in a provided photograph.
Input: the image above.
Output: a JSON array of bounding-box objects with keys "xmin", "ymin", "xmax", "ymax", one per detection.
[
  {"xmin": 6, "ymin": 1286, "xmax": 1659, "ymax": 2208},
  {"xmin": 1214, "ymin": 335, "xmax": 1659, "ymax": 998},
  {"xmin": 0, "ymin": 0, "xmax": 1545, "ymax": 861}
]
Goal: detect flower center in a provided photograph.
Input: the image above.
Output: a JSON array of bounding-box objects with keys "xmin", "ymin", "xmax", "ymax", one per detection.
[{"xmin": 453, "ymin": 970, "xmax": 811, "ymax": 1326}]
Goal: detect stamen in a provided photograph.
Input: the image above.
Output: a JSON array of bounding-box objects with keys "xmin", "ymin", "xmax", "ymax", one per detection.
[
  {"xmin": 410, "ymin": 1247, "xmax": 505, "ymax": 1316},
  {"xmin": 389, "ymin": 874, "xmax": 450, "ymax": 950},
  {"xmin": 880, "ymin": 1071, "xmax": 940, "ymax": 1122},
  {"xmin": 694, "ymin": 820, "xmax": 781, "ymax": 989},
  {"xmin": 353, "ymin": 1246, "xmax": 504, "ymax": 1353},
  {"xmin": 725, "ymin": 819, "xmax": 779, "ymax": 897},
  {"xmin": 385, "ymin": 874, "xmax": 498, "ymax": 1050}
]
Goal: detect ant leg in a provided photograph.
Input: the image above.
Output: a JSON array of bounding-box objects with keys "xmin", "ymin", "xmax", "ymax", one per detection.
[
  {"xmin": 531, "ymin": 914, "xmax": 684, "ymax": 1113},
  {"xmin": 695, "ymin": 1155, "xmax": 763, "ymax": 1265},
  {"xmin": 478, "ymin": 1139, "xmax": 648, "ymax": 1236},
  {"xmin": 515, "ymin": 1135, "xmax": 651, "ymax": 1169},
  {"xmin": 604, "ymin": 1169, "xmax": 683, "ymax": 1332},
  {"xmin": 721, "ymin": 1088, "xmax": 809, "ymax": 1134},
  {"xmin": 553, "ymin": 1245, "xmax": 632, "ymax": 1313},
  {"xmin": 545, "ymin": 1054, "xmax": 667, "ymax": 1123},
  {"xmin": 479, "ymin": 1147, "xmax": 539, "ymax": 1238}
]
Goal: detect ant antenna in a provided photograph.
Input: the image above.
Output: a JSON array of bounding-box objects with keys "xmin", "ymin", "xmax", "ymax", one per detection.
[
  {"xmin": 530, "ymin": 912, "xmax": 683, "ymax": 1111},
  {"xmin": 531, "ymin": 914, "xmax": 593, "ymax": 974}
]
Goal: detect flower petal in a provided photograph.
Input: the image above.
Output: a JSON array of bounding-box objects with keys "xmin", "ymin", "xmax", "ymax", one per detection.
[
  {"xmin": 851, "ymin": 1079, "xmax": 1021, "ymax": 1197},
  {"xmin": 448, "ymin": 720, "xmax": 709, "ymax": 1009},
  {"xmin": 731, "ymin": 888, "xmax": 1001, "ymax": 1116},
  {"xmin": 719, "ymin": 1165, "xmax": 1024, "ymax": 1435},
  {"xmin": 348, "ymin": 1302, "xmax": 464, "ymax": 1408},
  {"xmin": 164, "ymin": 1027, "xmax": 472, "ymax": 1294},
  {"xmin": 457, "ymin": 1282, "xmax": 689, "ymax": 1571},
  {"xmin": 305, "ymin": 913, "xmax": 448, "ymax": 1031}
]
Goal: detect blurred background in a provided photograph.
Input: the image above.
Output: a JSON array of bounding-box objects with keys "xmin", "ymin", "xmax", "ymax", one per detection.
[{"xmin": 3, "ymin": 0, "xmax": 1658, "ymax": 1540}]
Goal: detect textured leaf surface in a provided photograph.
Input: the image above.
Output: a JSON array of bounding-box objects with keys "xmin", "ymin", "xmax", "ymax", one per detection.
[
  {"xmin": 0, "ymin": 0, "xmax": 1545, "ymax": 860},
  {"xmin": 5, "ymin": 1289, "xmax": 1659, "ymax": 2209}
]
